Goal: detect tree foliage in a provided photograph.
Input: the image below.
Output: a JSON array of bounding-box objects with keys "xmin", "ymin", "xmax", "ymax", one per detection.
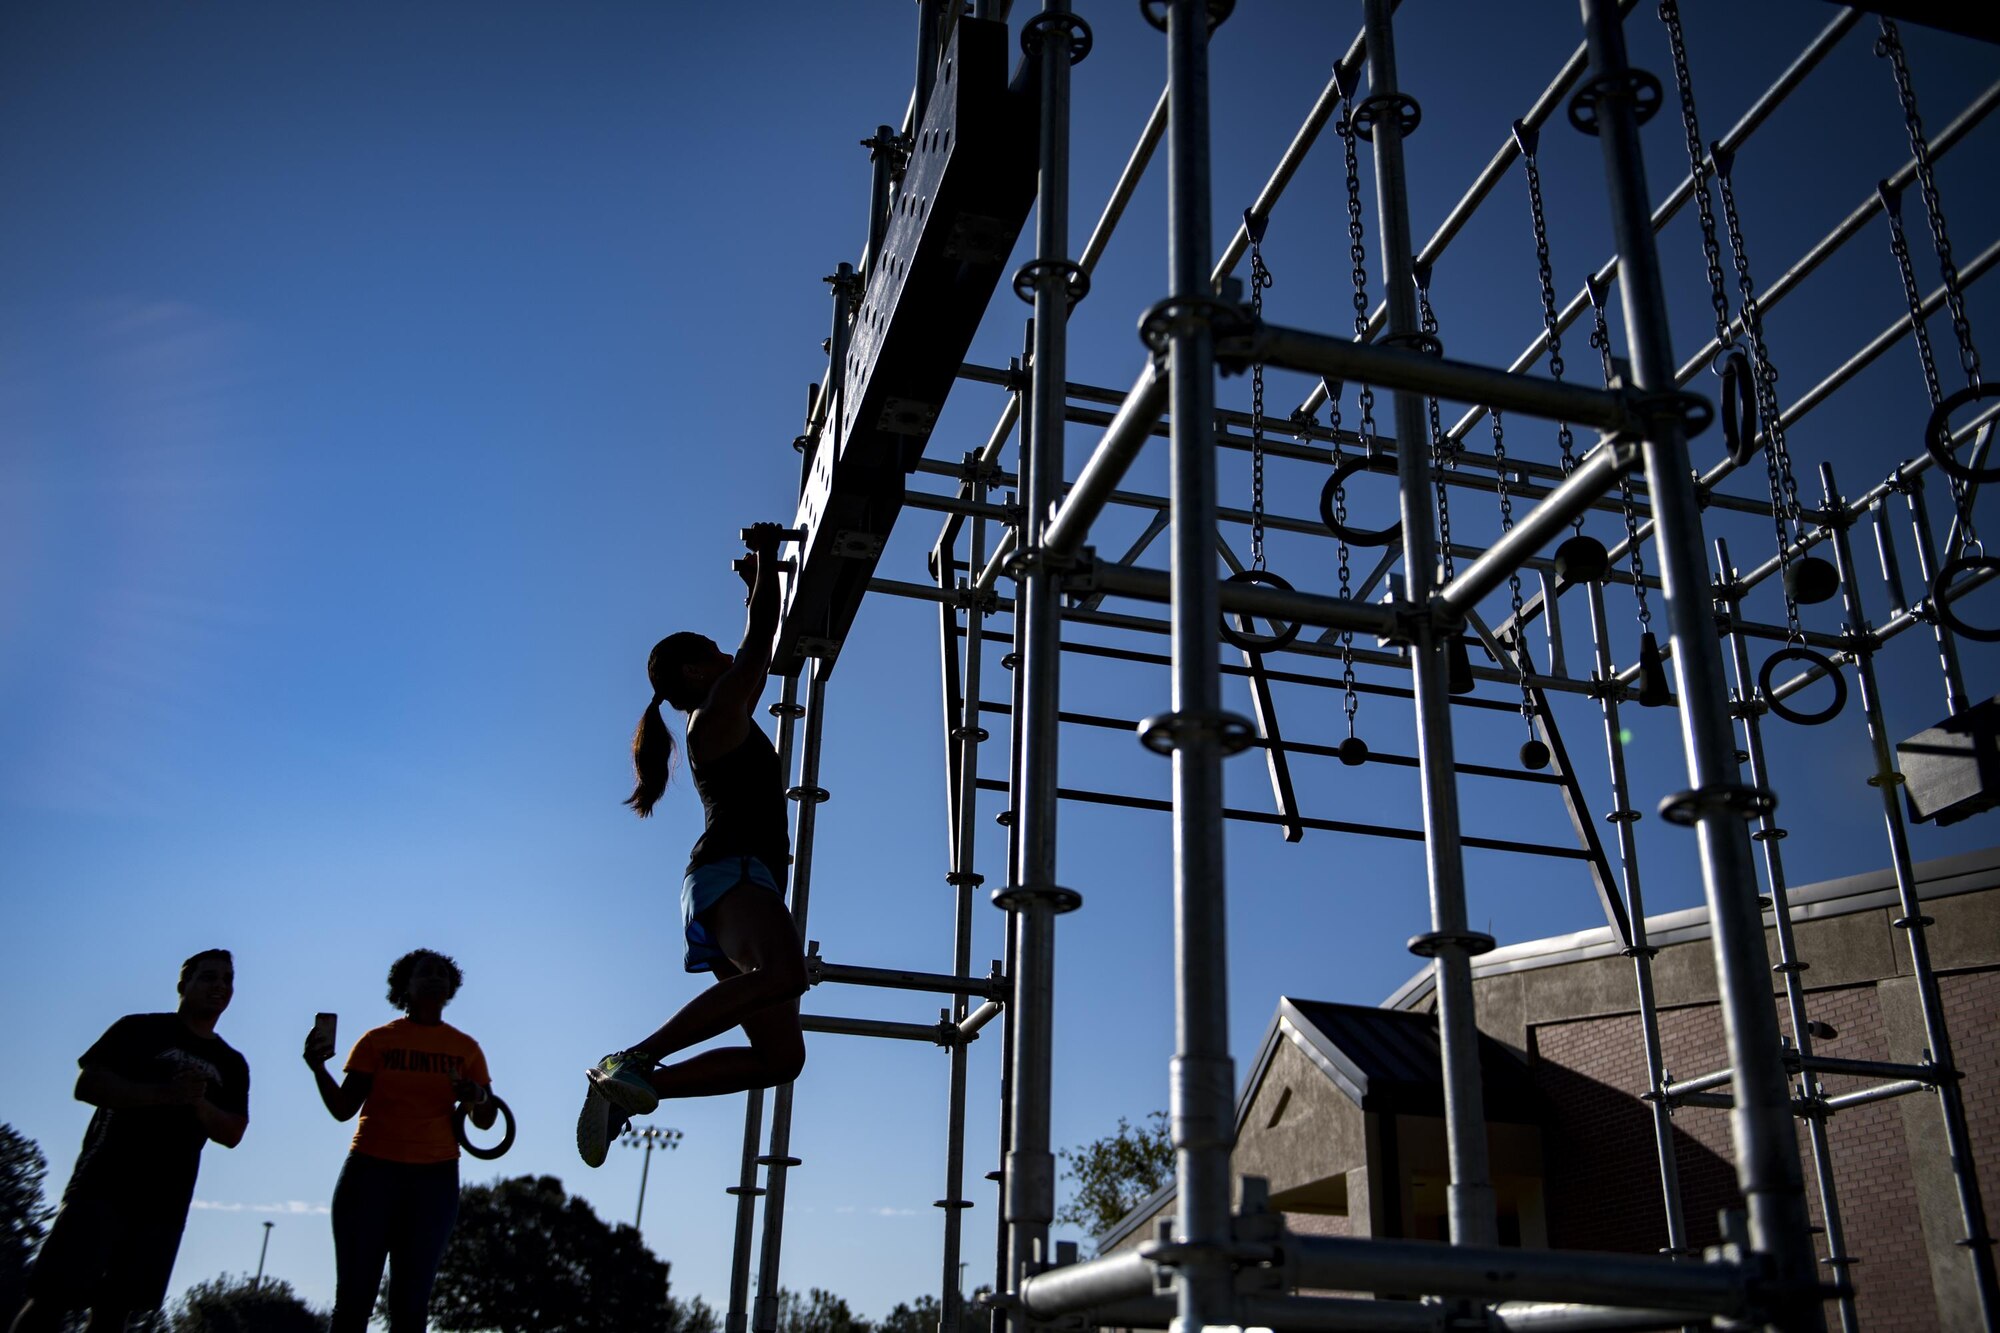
[
  {"xmin": 1, "ymin": 1124, "xmax": 53, "ymax": 1324},
  {"xmin": 875, "ymin": 1294, "xmax": 937, "ymax": 1333},
  {"xmin": 428, "ymin": 1175, "xmax": 693, "ymax": 1333},
  {"xmin": 169, "ymin": 1274, "xmax": 325, "ymax": 1333},
  {"xmin": 1054, "ymin": 1111, "xmax": 1174, "ymax": 1239},
  {"xmin": 773, "ymin": 1287, "xmax": 869, "ymax": 1333}
]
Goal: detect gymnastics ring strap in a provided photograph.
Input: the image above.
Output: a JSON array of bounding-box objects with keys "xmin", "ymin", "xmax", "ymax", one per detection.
[
  {"xmin": 1933, "ymin": 555, "xmax": 2000, "ymax": 642},
  {"xmin": 1758, "ymin": 646, "xmax": 1848, "ymax": 726},
  {"xmin": 1319, "ymin": 454, "xmax": 1402, "ymax": 548},
  {"xmin": 454, "ymin": 1094, "xmax": 516, "ymax": 1161},
  {"xmin": 1719, "ymin": 350, "xmax": 1759, "ymax": 467},
  {"xmin": 1220, "ymin": 569, "xmax": 1303, "ymax": 653},
  {"xmin": 1925, "ymin": 383, "xmax": 2000, "ymax": 482}
]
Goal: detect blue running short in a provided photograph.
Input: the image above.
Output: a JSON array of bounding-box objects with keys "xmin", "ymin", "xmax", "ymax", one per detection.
[{"xmin": 680, "ymin": 855, "xmax": 783, "ymax": 973}]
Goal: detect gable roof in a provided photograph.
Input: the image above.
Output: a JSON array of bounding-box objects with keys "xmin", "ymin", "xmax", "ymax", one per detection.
[{"xmin": 1251, "ymin": 997, "xmax": 1545, "ymax": 1123}]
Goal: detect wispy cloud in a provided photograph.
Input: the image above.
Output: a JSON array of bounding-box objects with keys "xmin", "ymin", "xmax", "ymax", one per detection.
[{"xmin": 192, "ymin": 1199, "xmax": 329, "ymax": 1215}]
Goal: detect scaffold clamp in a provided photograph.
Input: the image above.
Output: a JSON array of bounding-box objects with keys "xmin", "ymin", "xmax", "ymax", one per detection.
[
  {"xmin": 1137, "ymin": 709, "xmax": 1256, "ymax": 757},
  {"xmin": 1658, "ymin": 782, "xmax": 1778, "ymax": 826},
  {"xmin": 992, "ymin": 882, "xmax": 1083, "ymax": 914}
]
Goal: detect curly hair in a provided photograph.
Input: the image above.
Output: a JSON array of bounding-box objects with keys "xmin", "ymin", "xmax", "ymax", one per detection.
[{"xmin": 385, "ymin": 948, "xmax": 463, "ymax": 1012}]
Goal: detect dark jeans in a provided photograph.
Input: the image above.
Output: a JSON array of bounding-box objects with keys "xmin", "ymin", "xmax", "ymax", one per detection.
[{"xmin": 330, "ymin": 1152, "xmax": 459, "ymax": 1333}]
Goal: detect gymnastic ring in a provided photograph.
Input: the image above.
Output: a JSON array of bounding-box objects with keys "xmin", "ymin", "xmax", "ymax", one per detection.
[
  {"xmin": 1718, "ymin": 350, "xmax": 1760, "ymax": 467},
  {"xmin": 454, "ymin": 1095, "xmax": 516, "ymax": 1161},
  {"xmin": 1758, "ymin": 646, "xmax": 1847, "ymax": 727},
  {"xmin": 1925, "ymin": 383, "xmax": 2000, "ymax": 482},
  {"xmin": 1220, "ymin": 569, "xmax": 1302, "ymax": 652},
  {"xmin": 1319, "ymin": 454, "xmax": 1402, "ymax": 548},
  {"xmin": 1933, "ymin": 555, "xmax": 2000, "ymax": 642}
]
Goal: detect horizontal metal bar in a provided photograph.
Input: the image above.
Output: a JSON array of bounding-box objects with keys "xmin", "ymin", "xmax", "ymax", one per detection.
[
  {"xmin": 1081, "ymin": 1292, "xmax": 1690, "ymax": 1332},
  {"xmin": 1436, "ymin": 442, "xmax": 1637, "ymax": 621},
  {"xmin": 1246, "ymin": 322, "xmax": 1631, "ymax": 431},
  {"xmin": 1798, "ymin": 1054, "xmax": 1941, "ymax": 1083},
  {"xmin": 1082, "ymin": 558, "xmax": 1399, "ymax": 636},
  {"xmin": 1822, "ymin": 1079, "xmax": 1930, "ymax": 1112},
  {"xmin": 977, "ymin": 698, "xmax": 1568, "ymax": 785},
  {"xmin": 972, "ymin": 778, "xmax": 1595, "ymax": 860},
  {"xmin": 1017, "ymin": 1251, "xmax": 1151, "ymax": 1316},
  {"xmin": 799, "ymin": 1014, "xmax": 952, "ymax": 1044},
  {"xmin": 1283, "ymin": 1235, "xmax": 1750, "ymax": 1317},
  {"xmin": 810, "ymin": 959, "xmax": 1005, "ymax": 1000},
  {"xmin": 1666, "ymin": 1067, "xmax": 1735, "ymax": 1097}
]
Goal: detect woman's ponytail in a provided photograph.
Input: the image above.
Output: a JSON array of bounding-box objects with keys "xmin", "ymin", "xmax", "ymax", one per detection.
[{"xmin": 625, "ymin": 694, "xmax": 675, "ymax": 817}]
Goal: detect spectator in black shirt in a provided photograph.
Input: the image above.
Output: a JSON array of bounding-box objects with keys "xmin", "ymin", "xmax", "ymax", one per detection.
[{"xmin": 10, "ymin": 949, "xmax": 250, "ymax": 1333}]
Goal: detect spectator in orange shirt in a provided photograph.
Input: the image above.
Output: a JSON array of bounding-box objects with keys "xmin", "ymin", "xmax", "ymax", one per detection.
[{"xmin": 305, "ymin": 949, "xmax": 497, "ymax": 1333}]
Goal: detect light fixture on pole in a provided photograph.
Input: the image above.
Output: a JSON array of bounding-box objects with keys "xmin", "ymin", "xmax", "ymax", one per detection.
[
  {"xmin": 254, "ymin": 1220, "xmax": 274, "ymax": 1289},
  {"xmin": 620, "ymin": 1124, "xmax": 683, "ymax": 1228}
]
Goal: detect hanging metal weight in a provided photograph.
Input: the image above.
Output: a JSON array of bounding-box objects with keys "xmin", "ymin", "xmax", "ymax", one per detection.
[
  {"xmin": 1636, "ymin": 631, "xmax": 1671, "ymax": 708},
  {"xmin": 1446, "ymin": 635, "xmax": 1476, "ymax": 695},
  {"xmin": 1338, "ymin": 735, "xmax": 1370, "ymax": 767},
  {"xmin": 1783, "ymin": 554, "xmax": 1842, "ymax": 606},
  {"xmin": 1553, "ymin": 534, "xmax": 1610, "ymax": 586},
  {"xmin": 1520, "ymin": 738, "xmax": 1551, "ymax": 770}
]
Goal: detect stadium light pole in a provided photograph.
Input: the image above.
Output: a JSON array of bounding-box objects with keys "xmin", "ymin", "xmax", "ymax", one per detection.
[{"xmin": 621, "ymin": 1124, "xmax": 684, "ymax": 1228}]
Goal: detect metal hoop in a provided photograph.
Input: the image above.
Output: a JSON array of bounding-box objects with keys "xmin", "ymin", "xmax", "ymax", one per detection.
[
  {"xmin": 1925, "ymin": 383, "xmax": 2000, "ymax": 482},
  {"xmin": 1219, "ymin": 569, "xmax": 1302, "ymax": 652},
  {"xmin": 1351, "ymin": 93, "xmax": 1421, "ymax": 143},
  {"xmin": 454, "ymin": 1095, "xmax": 516, "ymax": 1161},
  {"xmin": 1319, "ymin": 454, "xmax": 1402, "ymax": 547},
  {"xmin": 1718, "ymin": 350, "xmax": 1759, "ymax": 466},
  {"xmin": 1567, "ymin": 69, "xmax": 1664, "ymax": 136},
  {"xmin": 1933, "ymin": 555, "xmax": 2000, "ymax": 642},
  {"xmin": 1758, "ymin": 646, "xmax": 1848, "ymax": 726},
  {"xmin": 1020, "ymin": 12, "xmax": 1092, "ymax": 63}
]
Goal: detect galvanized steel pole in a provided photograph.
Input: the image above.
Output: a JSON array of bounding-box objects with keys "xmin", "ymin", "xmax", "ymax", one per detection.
[
  {"xmin": 1002, "ymin": 0, "xmax": 1078, "ymax": 1313},
  {"xmin": 1362, "ymin": 0, "xmax": 1498, "ymax": 1249},
  {"xmin": 1578, "ymin": 1, "xmax": 1819, "ymax": 1324},
  {"xmin": 1161, "ymin": 2, "xmax": 1238, "ymax": 1326}
]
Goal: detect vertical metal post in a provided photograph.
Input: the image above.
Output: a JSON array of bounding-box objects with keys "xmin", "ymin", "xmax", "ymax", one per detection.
[
  {"xmin": 916, "ymin": 0, "xmax": 943, "ymax": 129},
  {"xmin": 865, "ymin": 127, "xmax": 900, "ymax": 286},
  {"xmin": 1584, "ymin": 582, "xmax": 1690, "ymax": 1258},
  {"xmin": 1579, "ymin": 3, "xmax": 1819, "ymax": 1324},
  {"xmin": 1902, "ymin": 479, "xmax": 1972, "ymax": 716},
  {"xmin": 1003, "ymin": 1, "xmax": 1077, "ymax": 1312},
  {"xmin": 1161, "ymin": 3, "xmax": 1237, "ymax": 1327},
  {"xmin": 1823, "ymin": 466, "xmax": 1999, "ymax": 1326},
  {"xmin": 1362, "ymin": 0, "xmax": 1497, "ymax": 1248},
  {"xmin": 728, "ymin": 672, "xmax": 801, "ymax": 1333},
  {"xmin": 752, "ymin": 667, "xmax": 830, "ymax": 1333},
  {"xmin": 939, "ymin": 506, "xmax": 990, "ymax": 1333},
  {"xmin": 1716, "ymin": 538, "xmax": 1858, "ymax": 1333}
]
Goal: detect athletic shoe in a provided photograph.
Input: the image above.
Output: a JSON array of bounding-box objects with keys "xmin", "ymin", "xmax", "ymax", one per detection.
[
  {"xmin": 587, "ymin": 1049, "xmax": 661, "ymax": 1116},
  {"xmin": 577, "ymin": 1084, "xmax": 616, "ymax": 1168}
]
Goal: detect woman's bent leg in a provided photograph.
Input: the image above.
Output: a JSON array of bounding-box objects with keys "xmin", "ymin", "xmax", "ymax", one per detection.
[
  {"xmin": 383, "ymin": 1161, "xmax": 459, "ymax": 1333},
  {"xmin": 630, "ymin": 882, "xmax": 806, "ymax": 1062},
  {"xmin": 330, "ymin": 1155, "xmax": 394, "ymax": 1333}
]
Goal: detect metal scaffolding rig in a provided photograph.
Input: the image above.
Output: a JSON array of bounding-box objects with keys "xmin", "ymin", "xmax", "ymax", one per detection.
[{"xmin": 719, "ymin": 3, "xmax": 2000, "ymax": 1331}]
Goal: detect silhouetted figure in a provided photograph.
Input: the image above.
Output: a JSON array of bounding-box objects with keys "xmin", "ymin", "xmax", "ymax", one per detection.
[
  {"xmin": 577, "ymin": 521, "xmax": 808, "ymax": 1167},
  {"xmin": 306, "ymin": 948, "xmax": 497, "ymax": 1333},
  {"xmin": 10, "ymin": 949, "xmax": 249, "ymax": 1333}
]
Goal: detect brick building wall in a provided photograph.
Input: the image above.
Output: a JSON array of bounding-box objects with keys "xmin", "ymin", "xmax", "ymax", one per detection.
[{"xmin": 1531, "ymin": 970, "xmax": 2000, "ymax": 1331}]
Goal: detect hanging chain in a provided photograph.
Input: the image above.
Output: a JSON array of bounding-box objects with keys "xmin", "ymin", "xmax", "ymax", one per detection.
[
  {"xmin": 1517, "ymin": 132, "xmax": 1583, "ymax": 534},
  {"xmin": 1248, "ymin": 226, "xmax": 1273, "ymax": 571},
  {"xmin": 1878, "ymin": 19, "xmax": 1982, "ymax": 394},
  {"xmin": 1882, "ymin": 184, "xmax": 1977, "ymax": 552},
  {"xmin": 1414, "ymin": 268, "xmax": 1454, "ymax": 582},
  {"xmin": 1590, "ymin": 288, "xmax": 1655, "ymax": 634},
  {"xmin": 1341, "ymin": 97, "xmax": 1379, "ymax": 442},
  {"xmin": 1491, "ymin": 408, "xmax": 1536, "ymax": 728},
  {"xmin": 1659, "ymin": 0, "xmax": 1735, "ymax": 351},
  {"xmin": 1336, "ymin": 96, "xmax": 1370, "ymax": 739}
]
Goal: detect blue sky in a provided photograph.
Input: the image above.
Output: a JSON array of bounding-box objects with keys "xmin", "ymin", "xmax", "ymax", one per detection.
[{"xmin": 2, "ymin": 1, "xmax": 1997, "ymax": 1323}]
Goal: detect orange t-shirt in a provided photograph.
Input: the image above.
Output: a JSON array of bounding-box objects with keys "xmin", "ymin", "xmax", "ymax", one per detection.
[{"xmin": 344, "ymin": 1018, "xmax": 491, "ymax": 1164}]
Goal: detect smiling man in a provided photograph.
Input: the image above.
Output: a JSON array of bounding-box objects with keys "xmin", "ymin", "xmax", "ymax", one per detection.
[{"xmin": 10, "ymin": 949, "xmax": 251, "ymax": 1333}]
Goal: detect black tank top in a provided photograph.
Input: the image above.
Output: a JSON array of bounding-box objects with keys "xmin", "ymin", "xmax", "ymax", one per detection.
[{"xmin": 686, "ymin": 724, "xmax": 790, "ymax": 890}]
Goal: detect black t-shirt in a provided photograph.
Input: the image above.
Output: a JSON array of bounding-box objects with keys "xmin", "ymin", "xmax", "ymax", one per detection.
[
  {"xmin": 66, "ymin": 1013, "xmax": 250, "ymax": 1208},
  {"xmin": 687, "ymin": 726, "xmax": 791, "ymax": 890}
]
